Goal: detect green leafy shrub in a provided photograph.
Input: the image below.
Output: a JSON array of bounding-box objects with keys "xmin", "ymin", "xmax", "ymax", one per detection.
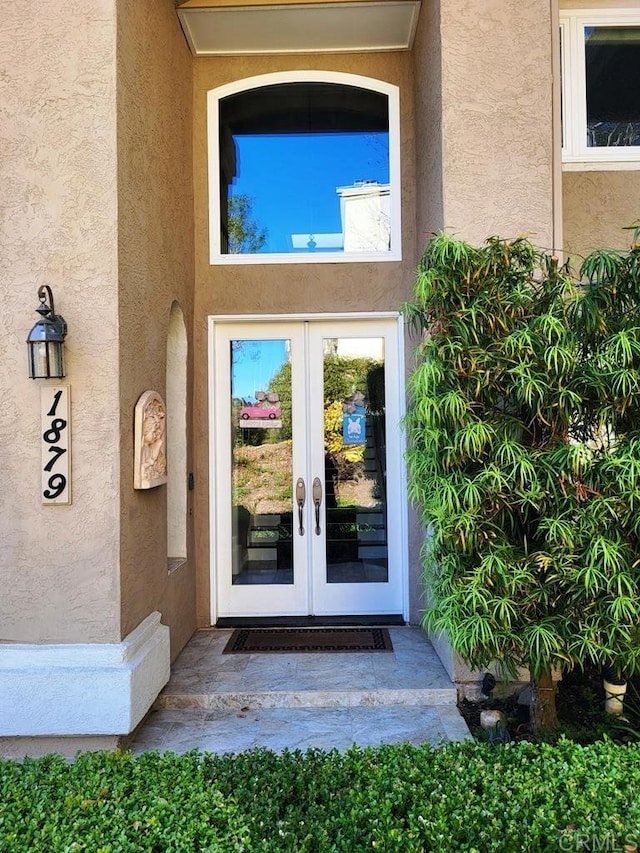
[
  {"xmin": 0, "ymin": 750, "xmax": 249, "ymax": 852},
  {"xmin": 2, "ymin": 742, "xmax": 640, "ymax": 852},
  {"xmin": 403, "ymin": 233, "xmax": 640, "ymax": 729}
]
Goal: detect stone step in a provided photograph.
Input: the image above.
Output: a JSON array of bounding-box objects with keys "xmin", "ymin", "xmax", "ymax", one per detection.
[
  {"xmin": 149, "ymin": 626, "xmax": 460, "ymax": 747},
  {"xmin": 155, "ymin": 685, "xmax": 457, "ymax": 712},
  {"xmin": 132, "ymin": 704, "xmax": 471, "ymax": 755}
]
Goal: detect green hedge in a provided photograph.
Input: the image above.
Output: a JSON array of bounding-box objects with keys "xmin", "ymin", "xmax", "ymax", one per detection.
[{"xmin": 1, "ymin": 740, "xmax": 639, "ymax": 852}]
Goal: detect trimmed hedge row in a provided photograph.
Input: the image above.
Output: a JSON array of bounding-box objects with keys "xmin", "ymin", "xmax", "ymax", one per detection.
[{"xmin": 1, "ymin": 740, "xmax": 639, "ymax": 852}]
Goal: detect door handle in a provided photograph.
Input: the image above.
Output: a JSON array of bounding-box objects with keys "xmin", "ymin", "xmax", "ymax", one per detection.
[
  {"xmin": 312, "ymin": 477, "xmax": 323, "ymax": 535},
  {"xmin": 296, "ymin": 477, "xmax": 306, "ymax": 535}
]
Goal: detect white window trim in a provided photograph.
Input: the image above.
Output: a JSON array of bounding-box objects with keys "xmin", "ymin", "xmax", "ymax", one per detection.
[
  {"xmin": 207, "ymin": 70, "xmax": 402, "ymax": 264},
  {"xmin": 561, "ymin": 8, "xmax": 640, "ymax": 170}
]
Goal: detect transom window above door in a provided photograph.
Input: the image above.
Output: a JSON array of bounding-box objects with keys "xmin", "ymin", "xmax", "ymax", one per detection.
[
  {"xmin": 561, "ymin": 9, "xmax": 640, "ymax": 169},
  {"xmin": 207, "ymin": 72, "xmax": 402, "ymax": 263}
]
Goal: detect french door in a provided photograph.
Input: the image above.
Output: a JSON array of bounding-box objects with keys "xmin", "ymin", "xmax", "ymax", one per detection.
[{"xmin": 210, "ymin": 316, "xmax": 405, "ymax": 619}]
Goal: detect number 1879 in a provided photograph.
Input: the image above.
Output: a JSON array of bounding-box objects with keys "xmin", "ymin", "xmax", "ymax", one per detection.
[{"xmin": 41, "ymin": 387, "xmax": 70, "ymax": 504}]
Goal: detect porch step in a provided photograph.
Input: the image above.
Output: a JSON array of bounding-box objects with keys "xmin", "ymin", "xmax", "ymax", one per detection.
[
  {"xmin": 132, "ymin": 627, "xmax": 470, "ymax": 755},
  {"xmin": 155, "ymin": 686, "xmax": 457, "ymax": 711},
  {"xmin": 153, "ymin": 626, "xmax": 458, "ymax": 713},
  {"xmin": 132, "ymin": 703, "xmax": 471, "ymax": 755}
]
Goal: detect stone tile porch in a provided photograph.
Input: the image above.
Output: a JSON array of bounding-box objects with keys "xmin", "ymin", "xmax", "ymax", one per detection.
[{"xmin": 129, "ymin": 626, "xmax": 471, "ymax": 754}]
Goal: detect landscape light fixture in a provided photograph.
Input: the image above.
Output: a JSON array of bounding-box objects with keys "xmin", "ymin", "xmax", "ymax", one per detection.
[{"xmin": 27, "ymin": 285, "xmax": 67, "ymax": 379}]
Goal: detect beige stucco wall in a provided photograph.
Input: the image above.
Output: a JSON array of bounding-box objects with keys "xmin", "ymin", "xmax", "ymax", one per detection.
[
  {"xmin": 563, "ymin": 171, "xmax": 640, "ymax": 262},
  {"xmin": 0, "ymin": 0, "xmax": 121, "ymax": 643},
  {"xmin": 192, "ymin": 52, "xmax": 417, "ymax": 623},
  {"xmin": 116, "ymin": 0, "xmax": 196, "ymax": 655},
  {"xmin": 439, "ymin": 0, "xmax": 556, "ymax": 249},
  {"xmin": 412, "ymin": 0, "xmax": 444, "ymax": 251}
]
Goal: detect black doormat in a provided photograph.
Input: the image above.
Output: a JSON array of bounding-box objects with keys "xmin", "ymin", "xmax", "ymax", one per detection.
[{"xmin": 223, "ymin": 627, "xmax": 393, "ymax": 654}]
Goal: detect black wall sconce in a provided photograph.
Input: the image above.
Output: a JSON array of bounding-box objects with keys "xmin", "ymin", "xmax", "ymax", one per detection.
[{"xmin": 27, "ymin": 285, "xmax": 67, "ymax": 379}]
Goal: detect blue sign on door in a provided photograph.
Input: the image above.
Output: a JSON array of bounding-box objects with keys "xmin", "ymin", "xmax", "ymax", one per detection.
[{"xmin": 343, "ymin": 413, "xmax": 366, "ymax": 445}]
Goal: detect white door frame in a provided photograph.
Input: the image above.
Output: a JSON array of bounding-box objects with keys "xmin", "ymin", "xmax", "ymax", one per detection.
[{"xmin": 207, "ymin": 312, "xmax": 409, "ymax": 623}]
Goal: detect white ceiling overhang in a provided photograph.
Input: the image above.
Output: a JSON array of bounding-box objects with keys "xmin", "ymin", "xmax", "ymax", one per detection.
[{"xmin": 176, "ymin": 0, "xmax": 422, "ymax": 56}]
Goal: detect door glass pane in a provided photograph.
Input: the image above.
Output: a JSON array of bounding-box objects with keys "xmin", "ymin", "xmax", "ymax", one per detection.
[
  {"xmin": 322, "ymin": 338, "xmax": 388, "ymax": 583},
  {"xmin": 585, "ymin": 26, "xmax": 640, "ymax": 147},
  {"xmin": 230, "ymin": 339, "xmax": 293, "ymax": 584}
]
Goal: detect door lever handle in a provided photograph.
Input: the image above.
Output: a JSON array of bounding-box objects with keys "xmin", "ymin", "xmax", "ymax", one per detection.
[
  {"xmin": 296, "ymin": 477, "xmax": 306, "ymax": 535},
  {"xmin": 312, "ymin": 477, "xmax": 323, "ymax": 535}
]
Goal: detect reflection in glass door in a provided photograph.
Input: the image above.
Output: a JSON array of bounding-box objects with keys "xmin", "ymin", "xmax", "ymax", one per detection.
[
  {"xmin": 308, "ymin": 322, "xmax": 403, "ymax": 616},
  {"xmin": 230, "ymin": 339, "xmax": 294, "ymax": 586},
  {"xmin": 320, "ymin": 337, "xmax": 388, "ymax": 584},
  {"xmin": 212, "ymin": 318, "xmax": 404, "ymax": 619}
]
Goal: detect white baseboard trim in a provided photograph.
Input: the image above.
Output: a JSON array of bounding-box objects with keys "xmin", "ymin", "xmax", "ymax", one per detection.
[{"xmin": 0, "ymin": 612, "xmax": 170, "ymax": 736}]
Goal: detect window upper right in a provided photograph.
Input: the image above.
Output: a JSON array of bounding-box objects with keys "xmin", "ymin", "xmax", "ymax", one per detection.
[{"xmin": 561, "ymin": 8, "xmax": 640, "ymax": 168}]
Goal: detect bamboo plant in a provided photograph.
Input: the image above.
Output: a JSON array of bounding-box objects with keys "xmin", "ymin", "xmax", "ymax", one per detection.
[{"xmin": 404, "ymin": 232, "xmax": 640, "ymax": 730}]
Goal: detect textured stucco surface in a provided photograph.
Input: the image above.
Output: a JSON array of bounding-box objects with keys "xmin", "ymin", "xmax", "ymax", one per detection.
[
  {"xmin": 192, "ymin": 52, "xmax": 417, "ymax": 624},
  {"xmin": 563, "ymin": 171, "xmax": 640, "ymax": 262},
  {"xmin": 0, "ymin": 0, "xmax": 121, "ymax": 643},
  {"xmin": 439, "ymin": 0, "xmax": 555, "ymax": 249},
  {"xmin": 116, "ymin": 0, "xmax": 196, "ymax": 655},
  {"xmin": 1, "ymin": 0, "xmax": 196, "ymax": 657},
  {"xmin": 412, "ymin": 0, "xmax": 444, "ymax": 253},
  {"xmin": 0, "ymin": 612, "xmax": 169, "ymax": 737}
]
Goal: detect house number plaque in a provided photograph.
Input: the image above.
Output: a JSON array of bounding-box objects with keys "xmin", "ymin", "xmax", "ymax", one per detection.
[{"xmin": 40, "ymin": 386, "xmax": 71, "ymax": 505}]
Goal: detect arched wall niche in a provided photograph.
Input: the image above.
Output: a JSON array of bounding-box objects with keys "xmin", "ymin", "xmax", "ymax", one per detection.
[{"xmin": 166, "ymin": 300, "xmax": 188, "ymax": 568}]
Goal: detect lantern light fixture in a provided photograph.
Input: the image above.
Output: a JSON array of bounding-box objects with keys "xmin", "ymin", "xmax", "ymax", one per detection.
[{"xmin": 27, "ymin": 285, "xmax": 67, "ymax": 379}]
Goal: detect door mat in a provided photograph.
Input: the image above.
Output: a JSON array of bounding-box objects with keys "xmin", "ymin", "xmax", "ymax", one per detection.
[{"xmin": 223, "ymin": 627, "xmax": 393, "ymax": 654}]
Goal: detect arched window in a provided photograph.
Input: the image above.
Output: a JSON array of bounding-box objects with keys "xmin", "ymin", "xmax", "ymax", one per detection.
[
  {"xmin": 166, "ymin": 301, "xmax": 188, "ymax": 570},
  {"xmin": 208, "ymin": 71, "xmax": 401, "ymax": 264}
]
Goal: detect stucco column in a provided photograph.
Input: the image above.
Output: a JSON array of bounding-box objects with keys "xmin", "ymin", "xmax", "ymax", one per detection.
[
  {"xmin": 439, "ymin": 0, "xmax": 555, "ymax": 250},
  {"xmin": 0, "ymin": 0, "xmax": 173, "ymax": 749},
  {"xmin": 0, "ymin": 0, "xmax": 122, "ymax": 645}
]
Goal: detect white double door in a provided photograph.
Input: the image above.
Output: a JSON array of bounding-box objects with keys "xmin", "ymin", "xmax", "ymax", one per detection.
[{"xmin": 211, "ymin": 316, "xmax": 405, "ymax": 619}]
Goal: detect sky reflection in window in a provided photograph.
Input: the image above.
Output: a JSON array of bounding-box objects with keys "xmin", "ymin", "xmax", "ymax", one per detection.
[{"xmin": 219, "ymin": 83, "xmax": 391, "ymax": 255}]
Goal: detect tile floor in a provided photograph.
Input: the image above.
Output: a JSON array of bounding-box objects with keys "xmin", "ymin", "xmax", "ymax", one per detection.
[{"xmin": 129, "ymin": 626, "xmax": 472, "ymax": 754}]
